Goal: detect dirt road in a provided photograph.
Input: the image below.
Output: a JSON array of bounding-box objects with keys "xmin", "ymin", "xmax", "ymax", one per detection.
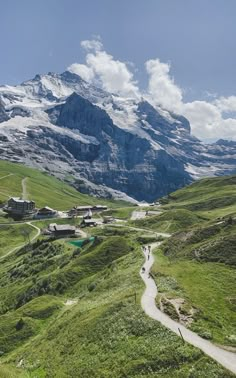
[{"xmin": 140, "ymin": 244, "xmax": 236, "ymax": 375}]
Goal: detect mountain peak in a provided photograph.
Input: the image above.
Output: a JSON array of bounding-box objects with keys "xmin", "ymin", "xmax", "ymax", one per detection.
[{"xmin": 0, "ymin": 67, "xmax": 236, "ymax": 201}]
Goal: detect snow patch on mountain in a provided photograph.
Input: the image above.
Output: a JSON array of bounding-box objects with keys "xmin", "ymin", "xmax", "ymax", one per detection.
[
  {"xmin": 0, "ymin": 70, "xmax": 235, "ymax": 201},
  {"xmin": 185, "ymin": 163, "xmax": 218, "ymax": 179}
]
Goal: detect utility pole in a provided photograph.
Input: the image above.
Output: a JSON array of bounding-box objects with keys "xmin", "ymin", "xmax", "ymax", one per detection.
[{"xmin": 178, "ymin": 328, "xmax": 185, "ymax": 344}]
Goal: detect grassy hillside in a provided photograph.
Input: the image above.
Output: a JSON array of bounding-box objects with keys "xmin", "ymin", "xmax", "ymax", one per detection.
[
  {"xmin": 152, "ymin": 247, "xmax": 236, "ymax": 345},
  {"xmin": 0, "ymin": 223, "xmax": 38, "ymax": 259},
  {"xmin": 161, "ymin": 175, "xmax": 236, "ymax": 219},
  {"xmin": 0, "ymin": 160, "xmax": 131, "ymax": 210},
  {"xmin": 0, "ymin": 164, "xmax": 235, "ymax": 376},
  {"xmin": 132, "ymin": 208, "xmax": 205, "ymax": 233},
  {"xmin": 133, "ymin": 175, "xmax": 236, "ymax": 346},
  {"xmin": 0, "ymin": 228, "xmax": 232, "ymax": 377}
]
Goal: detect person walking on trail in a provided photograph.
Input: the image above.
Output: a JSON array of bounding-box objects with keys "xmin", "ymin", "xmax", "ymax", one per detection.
[
  {"xmin": 148, "ymin": 253, "xmax": 150, "ymax": 261},
  {"xmin": 142, "ymin": 266, "xmax": 145, "ymax": 273},
  {"xmin": 148, "ymin": 245, "xmax": 151, "ymax": 253}
]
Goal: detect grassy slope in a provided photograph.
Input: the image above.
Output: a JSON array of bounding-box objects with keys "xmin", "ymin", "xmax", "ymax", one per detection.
[
  {"xmin": 0, "ymin": 230, "xmax": 232, "ymax": 377},
  {"xmin": 132, "ymin": 175, "xmax": 236, "ymax": 233},
  {"xmin": 0, "ymin": 164, "xmax": 235, "ymax": 376},
  {"xmin": 0, "ymin": 224, "xmax": 37, "ymax": 258},
  {"xmin": 136, "ymin": 175, "xmax": 236, "ymax": 346},
  {"xmin": 0, "ymin": 160, "xmax": 131, "ymax": 210},
  {"xmin": 102, "ymin": 206, "xmax": 137, "ymax": 220},
  {"xmin": 0, "ymin": 160, "xmax": 133, "ymax": 256},
  {"xmin": 152, "ymin": 248, "xmax": 236, "ymax": 345},
  {"xmin": 161, "ymin": 175, "xmax": 236, "ymax": 219},
  {"xmin": 131, "ymin": 208, "xmax": 205, "ymax": 233}
]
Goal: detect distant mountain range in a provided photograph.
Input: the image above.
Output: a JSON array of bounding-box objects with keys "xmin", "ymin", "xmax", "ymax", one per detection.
[{"xmin": 0, "ymin": 70, "xmax": 236, "ymax": 201}]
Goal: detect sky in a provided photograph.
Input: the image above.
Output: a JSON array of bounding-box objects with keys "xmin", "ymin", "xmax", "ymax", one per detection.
[{"xmin": 1, "ymin": 0, "xmax": 236, "ymax": 141}]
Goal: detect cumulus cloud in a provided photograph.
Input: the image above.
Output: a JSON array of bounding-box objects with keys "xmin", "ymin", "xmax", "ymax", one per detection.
[
  {"xmin": 67, "ymin": 63, "xmax": 95, "ymax": 82},
  {"xmin": 67, "ymin": 38, "xmax": 139, "ymax": 98},
  {"xmin": 81, "ymin": 38, "xmax": 103, "ymax": 51},
  {"xmin": 183, "ymin": 100, "xmax": 236, "ymax": 140},
  {"xmin": 214, "ymin": 96, "xmax": 236, "ymax": 113},
  {"xmin": 145, "ymin": 58, "xmax": 236, "ymax": 140},
  {"xmin": 145, "ymin": 59, "xmax": 183, "ymax": 112},
  {"xmin": 182, "ymin": 99, "xmax": 236, "ymax": 140},
  {"xmin": 67, "ymin": 38, "xmax": 236, "ymax": 141}
]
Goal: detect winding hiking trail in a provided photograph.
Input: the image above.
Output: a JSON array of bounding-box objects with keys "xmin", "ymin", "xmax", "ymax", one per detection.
[
  {"xmin": 140, "ymin": 243, "xmax": 236, "ymax": 375},
  {"xmin": 0, "ymin": 173, "xmax": 14, "ymax": 180},
  {"xmin": 21, "ymin": 177, "xmax": 28, "ymax": 200},
  {"xmin": 0, "ymin": 222, "xmax": 40, "ymax": 262}
]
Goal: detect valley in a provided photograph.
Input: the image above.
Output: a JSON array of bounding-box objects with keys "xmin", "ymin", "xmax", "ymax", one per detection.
[{"xmin": 0, "ymin": 163, "xmax": 235, "ymax": 377}]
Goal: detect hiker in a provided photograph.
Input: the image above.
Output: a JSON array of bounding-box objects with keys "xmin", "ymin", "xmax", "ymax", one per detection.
[
  {"xmin": 142, "ymin": 266, "xmax": 145, "ymax": 273},
  {"xmin": 148, "ymin": 245, "xmax": 151, "ymax": 253},
  {"xmin": 148, "ymin": 253, "xmax": 150, "ymax": 261}
]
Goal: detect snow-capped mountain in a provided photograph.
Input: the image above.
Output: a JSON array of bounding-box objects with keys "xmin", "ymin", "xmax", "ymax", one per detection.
[{"xmin": 0, "ymin": 71, "xmax": 236, "ymax": 201}]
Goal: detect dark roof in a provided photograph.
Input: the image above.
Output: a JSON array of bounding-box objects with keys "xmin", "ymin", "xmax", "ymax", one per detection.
[
  {"xmin": 49, "ymin": 224, "xmax": 76, "ymax": 232},
  {"xmin": 9, "ymin": 197, "xmax": 35, "ymax": 204},
  {"xmin": 75, "ymin": 206, "xmax": 93, "ymax": 210},
  {"xmin": 38, "ymin": 206, "xmax": 56, "ymax": 212},
  {"xmin": 82, "ymin": 219, "xmax": 97, "ymax": 224}
]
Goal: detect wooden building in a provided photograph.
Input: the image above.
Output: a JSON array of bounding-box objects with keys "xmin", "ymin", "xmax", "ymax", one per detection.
[
  {"xmin": 37, "ymin": 206, "xmax": 57, "ymax": 218},
  {"xmin": 80, "ymin": 219, "xmax": 97, "ymax": 228},
  {"xmin": 48, "ymin": 223, "xmax": 76, "ymax": 237}
]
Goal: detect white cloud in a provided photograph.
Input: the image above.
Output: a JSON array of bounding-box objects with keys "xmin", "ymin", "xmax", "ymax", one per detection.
[
  {"xmin": 67, "ymin": 38, "xmax": 139, "ymax": 98},
  {"xmin": 181, "ymin": 99, "xmax": 236, "ymax": 140},
  {"xmin": 66, "ymin": 38, "xmax": 236, "ymax": 141},
  {"xmin": 145, "ymin": 59, "xmax": 183, "ymax": 112},
  {"xmin": 214, "ymin": 96, "xmax": 236, "ymax": 113},
  {"xmin": 182, "ymin": 101, "xmax": 221, "ymax": 139},
  {"xmin": 81, "ymin": 38, "xmax": 103, "ymax": 52},
  {"xmin": 145, "ymin": 58, "xmax": 236, "ymax": 140},
  {"xmin": 67, "ymin": 63, "xmax": 94, "ymax": 82},
  {"xmin": 85, "ymin": 50, "xmax": 139, "ymax": 97}
]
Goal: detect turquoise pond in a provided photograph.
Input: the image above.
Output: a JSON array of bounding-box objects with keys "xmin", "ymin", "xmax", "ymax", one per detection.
[{"xmin": 68, "ymin": 237, "xmax": 95, "ymax": 247}]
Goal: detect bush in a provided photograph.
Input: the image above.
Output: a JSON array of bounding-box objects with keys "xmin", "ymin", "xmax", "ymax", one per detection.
[
  {"xmin": 15, "ymin": 318, "xmax": 25, "ymax": 331},
  {"xmin": 72, "ymin": 248, "xmax": 81, "ymax": 258},
  {"xmin": 88, "ymin": 282, "xmax": 96, "ymax": 292}
]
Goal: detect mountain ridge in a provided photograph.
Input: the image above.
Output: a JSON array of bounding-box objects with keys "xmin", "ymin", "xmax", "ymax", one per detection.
[{"xmin": 0, "ymin": 70, "xmax": 236, "ymax": 201}]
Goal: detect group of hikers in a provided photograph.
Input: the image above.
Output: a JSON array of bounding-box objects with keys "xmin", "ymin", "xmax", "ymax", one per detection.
[{"xmin": 141, "ymin": 245, "xmax": 152, "ymax": 275}]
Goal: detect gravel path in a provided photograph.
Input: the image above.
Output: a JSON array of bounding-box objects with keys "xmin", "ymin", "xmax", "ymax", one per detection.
[
  {"xmin": 0, "ymin": 222, "xmax": 40, "ymax": 262},
  {"xmin": 140, "ymin": 243, "xmax": 236, "ymax": 375},
  {"xmin": 0, "ymin": 173, "xmax": 14, "ymax": 180},
  {"xmin": 21, "ymin": 177, "xmax": 28, "ymax": 199}
]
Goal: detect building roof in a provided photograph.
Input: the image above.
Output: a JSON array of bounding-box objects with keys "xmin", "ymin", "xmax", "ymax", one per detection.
[
  {"xmin": 75, "ymin": 206, "xmax": 93, "ymax": 210},
  {"xmin": 93, "ymin": 205, "xmax": 108, "ymax": 209},
  {"xmin": 49, "ymin": 224, "xmax": 76, "ymax": 232},
  {"xmin": 82, "ymin": 219, "xmax": 97, "ymax": 224},
  {"xmin": 9, "ymin": 197, "xmax": 35, "ymax": 204},
  {"xmin": 38, "ymin": 206, "xmax": 56, "ymax": 212}
]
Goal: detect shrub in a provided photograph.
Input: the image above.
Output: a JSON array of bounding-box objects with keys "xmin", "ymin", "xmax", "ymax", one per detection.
[
  {"xmin": 72, "ymin": 248, "xmax": 81, "ymax": 258},
  {"xmin": 88, "ymin": 282, "xmax": 96, "ymax": 292},
  {"xmin": 15, "ymin": 318, "xmax": 25, "ymax": 331}
]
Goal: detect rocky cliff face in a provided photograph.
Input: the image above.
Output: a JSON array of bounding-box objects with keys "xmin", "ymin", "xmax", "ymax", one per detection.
[{"xmin": 0, "ymin": 71, "xmax": 235, "ymax": 201}]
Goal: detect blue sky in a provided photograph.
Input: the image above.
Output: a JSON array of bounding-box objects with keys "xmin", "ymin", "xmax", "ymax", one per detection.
[
  {"xmin": 1, "ymin": 0, "xmax": 236, "ymax": 140},
  {"xmin": 1, "ymin": 0, "xmax": 235, "ymax": 99}
]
